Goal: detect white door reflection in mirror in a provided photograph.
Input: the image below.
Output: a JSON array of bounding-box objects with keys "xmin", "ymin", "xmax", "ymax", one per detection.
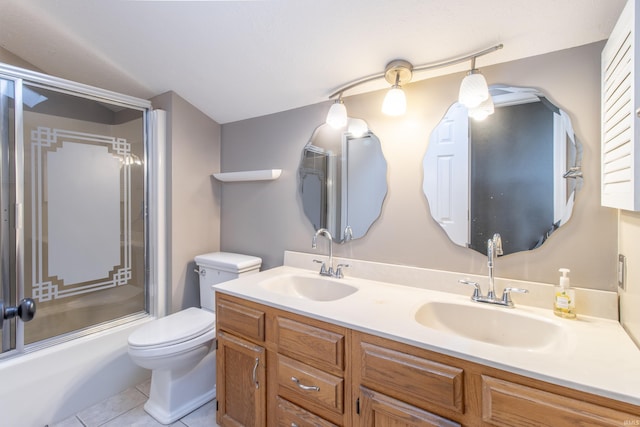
[
  {"xmin": 342, "ymin": 134, "xmax": 387, "ymax": 240},
  {"xmin": 423, "ymin": 103, "xmax": 469, "ymax": 247}
]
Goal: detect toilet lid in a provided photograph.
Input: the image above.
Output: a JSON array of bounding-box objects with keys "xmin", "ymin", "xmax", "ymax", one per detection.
[
  {"xmin": 128, "ymin": 307, "xmax": 215, "ymax": 348},
  {"xmin": 194, "ymin": 252, "xmax": 262, "ymax": 273}
]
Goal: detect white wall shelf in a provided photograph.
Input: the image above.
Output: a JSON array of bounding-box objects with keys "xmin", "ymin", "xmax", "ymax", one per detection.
[{"xmin": 212, "ymin": 169, "xmax": 282, "ymax": 182}]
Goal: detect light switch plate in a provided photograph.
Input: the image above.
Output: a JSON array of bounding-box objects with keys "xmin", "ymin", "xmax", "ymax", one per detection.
[{"xmin": 618, "ymin": 254, "xmax": 626, "ymax": 290}]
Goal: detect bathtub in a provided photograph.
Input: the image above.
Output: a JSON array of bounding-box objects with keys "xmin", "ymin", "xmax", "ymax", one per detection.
[{"xmin": 0, "ymin": 318, "xmax": 152, "ymax": 426}]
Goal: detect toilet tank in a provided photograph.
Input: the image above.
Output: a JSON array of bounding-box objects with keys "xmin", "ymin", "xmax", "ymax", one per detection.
[{"xmin": 194, "ymin": 252, "xmax": 262, "ymax": 311}]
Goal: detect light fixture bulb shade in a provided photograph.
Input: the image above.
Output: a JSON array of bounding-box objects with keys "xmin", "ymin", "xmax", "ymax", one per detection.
[
  {"xmin": 468, "ymin": 95, "xmax": 495, "ymax": 121},
  {"xmin": 459, "ymin": 71, "xmax": 489, "ymax": 108},
  {"xmin": 382, "ymin": 86, "xmax": 406, "ymax": 116},
  {"xmin": 326, "ymin": 101, "xmax": 348, "ymax": 128}
]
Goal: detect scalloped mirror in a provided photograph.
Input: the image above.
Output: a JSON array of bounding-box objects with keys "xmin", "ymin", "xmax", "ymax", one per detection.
[
  {"xmin": 423, "ymin": 85, "xmax": 583, "ymax": 256},
  {"xmin": 298, "ymin": 119, "xmax": 387, "ymax": 243}
]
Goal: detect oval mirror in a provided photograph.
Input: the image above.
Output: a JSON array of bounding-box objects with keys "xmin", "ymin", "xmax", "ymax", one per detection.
[
  {"xmin": 298, "ymin": 118, "xmax": 387, "ymax": 243},
  {"xmin": 423, "ymin": 85, "xmax": 583, "ymax": 256}
]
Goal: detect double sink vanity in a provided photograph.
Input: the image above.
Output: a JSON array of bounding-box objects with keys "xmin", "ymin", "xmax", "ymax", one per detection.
[{"xmin": 214, "ymin": 251, "xmax": 640, "ymax": 426}]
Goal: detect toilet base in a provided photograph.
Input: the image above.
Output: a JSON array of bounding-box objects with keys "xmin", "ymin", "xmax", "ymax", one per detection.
[
  {"xmin": 144, "ymin": 386, "xmax": 216, "ymax": 425},
  {"xmin": 143, "ymin": 344, "xmax": 216, "ymax": 425}
]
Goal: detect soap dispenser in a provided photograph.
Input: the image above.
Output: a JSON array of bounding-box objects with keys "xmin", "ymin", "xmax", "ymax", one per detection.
[{"xmin": 554, "ymin": 268, "xmax": 576, "ymax": 319}]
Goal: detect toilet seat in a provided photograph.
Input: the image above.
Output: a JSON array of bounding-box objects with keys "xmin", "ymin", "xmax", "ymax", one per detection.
[
  {"xmin": 128, "ymin": 307, "xmax": 215, "ymax": 351},
  {"xmin": 129, "ymin": 328, "xmax": 216, "ymax": 360}
]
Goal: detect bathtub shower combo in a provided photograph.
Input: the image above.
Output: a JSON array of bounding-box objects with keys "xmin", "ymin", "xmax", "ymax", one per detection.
[{"xmin": 0, "ymin": 63, "xmax": 166, "ymax": 426}]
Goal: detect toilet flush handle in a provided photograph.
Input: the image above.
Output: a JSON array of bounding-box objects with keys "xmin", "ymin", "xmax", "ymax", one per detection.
[{"xmin": 193, "ymin": 267, "xmax": 206, "ymax": 277}]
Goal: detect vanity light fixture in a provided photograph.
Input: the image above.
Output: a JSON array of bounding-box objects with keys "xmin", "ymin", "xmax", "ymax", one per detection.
[
  {"xmin": 326, "ymin": 44, "xmax": 502, "ymax": 120},
  {"xmin": 458, "ymin": 56, "xmax": 490, "ymax": 108},
  {"xmin": 326, "ymin": 96, "xmax": 348, "ymax": 128},
  {"xmin": 381, "ymin": 60, "xmax": 413, "ymax": 116}
]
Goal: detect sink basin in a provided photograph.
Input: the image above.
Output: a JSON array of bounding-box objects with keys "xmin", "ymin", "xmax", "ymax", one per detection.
[
  {"xmin": 414, "ymin": 301, "xmax": 566, "ymax": 351},
  {"xmin": 259, "ymin": 274, "xmax": 358, "ymax": 302}
]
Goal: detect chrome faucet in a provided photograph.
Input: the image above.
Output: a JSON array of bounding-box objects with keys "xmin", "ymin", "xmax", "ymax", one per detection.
[
  {"xmin": 311, "ymin": 228, "xmax": 349, "ymax": 278},
  {"xmin": 458, "ymin": 233, "xmax": 529, "ymax": 307},
  {"xmin": 486, "ymin": 233, "xmax": 503, "ymax": 300}
]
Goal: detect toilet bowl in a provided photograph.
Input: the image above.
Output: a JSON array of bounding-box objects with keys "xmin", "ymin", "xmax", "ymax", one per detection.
[{"xmin": 127, "ymin": 252, "xmax": 261, "ymax": 424}]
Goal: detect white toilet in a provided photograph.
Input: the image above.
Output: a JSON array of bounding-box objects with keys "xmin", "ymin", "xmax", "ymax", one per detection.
[{"xmin": 128, "ymin": 252, "xmax": 262, "ymax": 425}]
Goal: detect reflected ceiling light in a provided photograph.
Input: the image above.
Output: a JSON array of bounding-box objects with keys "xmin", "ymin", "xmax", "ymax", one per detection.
[
  {"xmin": 468, "ymin": 94, "xmax": 495, "ymax": 121},
  {"xmin": 325, "ymin": 44, "xmax": 502, "ymax": 120},
  {"xmin": 326, "ymin": 97, "xmax": 348, "ymax": 128},
  {"xmin": 458, "ymin": 56, "xmax": 489, "ymax": 108},
  {"xmin": 347, "ymin": 118, "xmax": 369, "ymax": 137},
  {"xmin": 381, "ymin": 60, "xmax": 412, "ymax": 116}
]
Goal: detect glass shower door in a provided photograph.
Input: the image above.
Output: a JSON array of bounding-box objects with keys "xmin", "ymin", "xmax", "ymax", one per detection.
[
  {"xmin": 0, "ymin": 72, "xmax": 150, "ymax": 354},
  {"xmin": 21, "ymin": 84, "xmax": 148, "ymax": 345}
]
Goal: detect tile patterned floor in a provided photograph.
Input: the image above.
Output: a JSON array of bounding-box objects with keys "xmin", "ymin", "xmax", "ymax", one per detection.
[{"xmin": 50, "ymin": 379, "xmax": 219, "ymax": 427}]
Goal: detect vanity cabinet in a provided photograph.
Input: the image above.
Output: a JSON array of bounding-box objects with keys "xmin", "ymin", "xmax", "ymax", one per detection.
[{"xmin": 216, "ymin": 293, "xmax": 640, "ymax": 426}]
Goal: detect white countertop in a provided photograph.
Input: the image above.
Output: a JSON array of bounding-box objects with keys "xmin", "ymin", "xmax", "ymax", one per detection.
[{"xmin": 215, "ymin": 263, "xmax": 640, "ymax": 407}]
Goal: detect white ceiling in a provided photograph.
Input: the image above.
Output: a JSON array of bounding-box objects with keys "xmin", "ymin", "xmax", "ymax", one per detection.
[{"xmin": 0, "ymin": 0, "xmax": 627, "ymax": 124}]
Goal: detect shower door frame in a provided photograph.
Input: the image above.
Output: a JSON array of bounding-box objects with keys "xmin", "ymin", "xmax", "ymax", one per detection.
[{"xmin": 0, "ymin": 62, "xmax": 166, "ymax": 357}]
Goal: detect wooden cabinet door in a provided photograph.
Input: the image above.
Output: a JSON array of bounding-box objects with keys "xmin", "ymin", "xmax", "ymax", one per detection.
[
  {"xmin": 217, "ymin": 330, "xmax": 266, "ymax": 427},
  {"xmin": 481, "ymin": 375, "xmax": 640, "ymax": 427},
  {"xmin": 357, "ymin": 387, "xmax": 461, "ymax": 427}
]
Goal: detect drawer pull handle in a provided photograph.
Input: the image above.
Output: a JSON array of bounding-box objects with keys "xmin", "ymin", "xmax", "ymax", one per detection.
[
  {"xmin": 291, "ymin": 424, "xmax": 299, "ymax": 427},
  {"xmin": 291, "ymin": 376, "xmax": 320, "ymax": 392},
  {"xmin": 252, "ymin": 357, "xmax": 259, "ymax": 389}
]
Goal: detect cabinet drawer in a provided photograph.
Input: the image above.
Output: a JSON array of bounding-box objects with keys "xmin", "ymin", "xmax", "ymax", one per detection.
[
  {"xmin": 482, "ymin": 375, "xmax": 639, "ymax": 426},
  {"xmin": 277, "ymin": 354, "xmax": 344, "ymax": 415},
  {"xmin": 358, "ymin": 342, "xmax": 464, "ymax": 414},
  {"xmin": 216, "ymin": 298, "xmax": 265, "ymax": 342},
  {"xmin": 359, "ymin": 386, "xmax": 461, "ymax": 427},
  {"xmin": 276, "ymin": 316, "xmax": 345, "ymax": 371},
  {"xmin": 275, "ymin": 396, "xmax": 338, "ymax": 427}
]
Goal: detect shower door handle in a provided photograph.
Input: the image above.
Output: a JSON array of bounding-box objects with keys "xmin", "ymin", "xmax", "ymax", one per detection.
[{"xmin": 0, "ymin": 298, "xmax": 36, "ymax": 329}]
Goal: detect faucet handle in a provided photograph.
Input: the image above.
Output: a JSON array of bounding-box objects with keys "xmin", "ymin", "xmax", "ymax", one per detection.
[
  {"xmin": 335, "ymin": 264, "xmax": 350, "ymax": 278},
  {"xmin": 458, "ymin": 279, "xmax": 482, "ymax": 300},
  {"xmin": 501, "ymin": 287, "xmax": 529, "ymax": 306},
  {"xmin": 313, "ymin": 259, "xmax": 328, "ymax": 275}
]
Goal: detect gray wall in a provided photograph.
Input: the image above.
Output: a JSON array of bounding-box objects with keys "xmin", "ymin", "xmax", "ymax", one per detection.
[
  {"xmin": 220, "ymin": 42, "xmax": 618, "ymax": 291},
  {"xmin": 151, "ymin": 92, "xmax": 222, "ymax": 312}
]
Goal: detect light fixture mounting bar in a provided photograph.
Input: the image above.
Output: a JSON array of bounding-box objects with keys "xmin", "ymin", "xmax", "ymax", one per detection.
[
  {"xmin": 384, "ymin": 59, "xmax": 413, "ymax": 86},
  {"xmin": 328, "ymin": 43, "xmax": 503, "ymax": 100}
]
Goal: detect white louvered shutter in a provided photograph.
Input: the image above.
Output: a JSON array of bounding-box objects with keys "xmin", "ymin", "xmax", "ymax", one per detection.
[{"xmin": 602, "ymin": 0, "xmax": 640, "ymax": 210}]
